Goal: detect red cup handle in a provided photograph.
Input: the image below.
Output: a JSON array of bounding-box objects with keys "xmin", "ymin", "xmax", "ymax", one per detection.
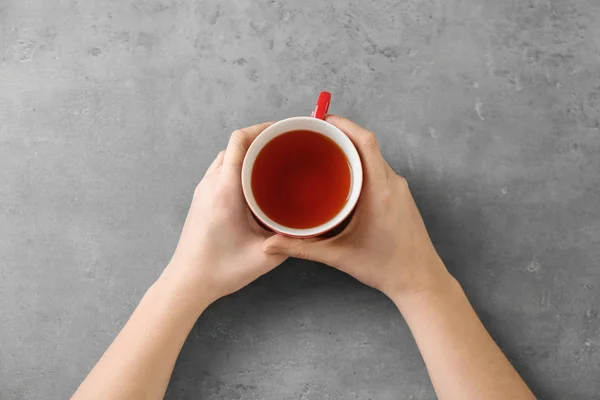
[{"xmin": 311, "ymin": 91, "xmax": 331, "ymax": 120}]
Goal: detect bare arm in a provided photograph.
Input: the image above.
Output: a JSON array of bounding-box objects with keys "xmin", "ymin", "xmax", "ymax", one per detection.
[
  {"xmin": 72, "ymin": 123, "xmax": 286, "ymax": 400},
  {"xmin": 266, "ymin": 115, "xmax": 534, "ymax": 400},
  {"xmin": 71, "ymin": 275, "xmax": 210, "ymax": 400},
  {"xmin": 394, "ymin": 276, "xmax": 533, "ymax": 399}
]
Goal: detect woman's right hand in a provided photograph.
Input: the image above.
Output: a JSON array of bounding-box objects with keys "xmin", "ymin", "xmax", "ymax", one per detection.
[
  {"xmin": 264, "ymin": 115, "xmax": 452, "ymax": 301},
  {"xmin": 268, "ymin": 118, "xmax": 536, "ymax": 400}
]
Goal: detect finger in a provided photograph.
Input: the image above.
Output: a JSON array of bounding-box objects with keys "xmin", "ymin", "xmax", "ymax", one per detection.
[
  {"xmin": 223, "ymin": 121, "xmax": 274, "ymax": 175},
  {"xmin": 325, "ymin": 115, "xmax": 388, "ymax": 180},
  {"xmin": 263, "ymin": 235, "xmax": 339, "ymax": 266},
  {"xmin": 204, "ymin": 150, "xmax": 225, "ymax": 177}
]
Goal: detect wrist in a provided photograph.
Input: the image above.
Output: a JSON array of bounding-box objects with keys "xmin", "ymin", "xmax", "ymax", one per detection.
[
  {"xmin": 390, "ymin": 270, "xmax": 461, "ymax": 315},
  {"xmin": 154, "ymin": 262, "xmax": 215, "ymax": 318},
  {"xmin": 384, "ymin": 254, "xmax": 457, "ymax": 307}
]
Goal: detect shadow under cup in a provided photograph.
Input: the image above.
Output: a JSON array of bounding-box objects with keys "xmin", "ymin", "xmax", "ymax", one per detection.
[{"xmin": 242, "ymin": 117, "xmax": 363, "ymax": 238}]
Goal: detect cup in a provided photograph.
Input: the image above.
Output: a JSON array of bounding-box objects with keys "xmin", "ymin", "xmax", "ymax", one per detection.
[{"xmin": 241, "ymin": 92, "xmax": 363, "ymax": 237}]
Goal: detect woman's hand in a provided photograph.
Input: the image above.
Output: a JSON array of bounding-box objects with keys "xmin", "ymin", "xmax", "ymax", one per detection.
[
  {"xmin": 162, "ymin": 122, "xmax": 287, "ymax": 310},
  {"xmin": 264, "ymin": 115, "xmax": 450, "ymax": 301}
]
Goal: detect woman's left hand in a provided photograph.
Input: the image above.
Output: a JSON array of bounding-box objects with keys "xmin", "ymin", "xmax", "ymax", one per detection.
[{"xmin": 162, "ymin": 122, "xmax": 287, "ymax": 311}]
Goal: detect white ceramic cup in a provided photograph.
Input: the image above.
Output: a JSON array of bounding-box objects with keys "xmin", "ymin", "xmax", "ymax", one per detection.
[{"xmin": 241, "ymin": 115, "xmax": 363, "ymax": 238}]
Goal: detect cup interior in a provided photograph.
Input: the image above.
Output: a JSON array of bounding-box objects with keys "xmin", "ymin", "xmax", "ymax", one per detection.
[{"xmin": 241, "ymin": 117, "xmax": 363, "ymax": 237}]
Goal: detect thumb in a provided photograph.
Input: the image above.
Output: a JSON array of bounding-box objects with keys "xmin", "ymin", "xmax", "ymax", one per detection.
[{"xmin": 263, "ymin": 235, "xmax": 336, "ymax": 265}]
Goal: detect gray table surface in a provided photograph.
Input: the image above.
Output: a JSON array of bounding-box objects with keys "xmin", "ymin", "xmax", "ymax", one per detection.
[{"xmin": 1, "ymin": 0, "xmax": 599, "ymax": 399}]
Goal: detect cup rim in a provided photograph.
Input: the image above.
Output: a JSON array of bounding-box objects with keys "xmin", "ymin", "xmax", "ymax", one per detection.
[{"xmin": 241, "ymin": 116, "xmax": 363, "ymax": 238}]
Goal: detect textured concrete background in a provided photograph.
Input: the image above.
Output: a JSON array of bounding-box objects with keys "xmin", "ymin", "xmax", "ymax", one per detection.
[{"xmin": 1, "ymin": 0, "xmax": 599, "ymax": 399}]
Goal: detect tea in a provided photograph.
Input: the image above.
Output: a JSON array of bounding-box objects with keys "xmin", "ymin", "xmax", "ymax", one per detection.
[{"xmin": 251, "ymin": 129, "xmax": 351, "ymax": 229}]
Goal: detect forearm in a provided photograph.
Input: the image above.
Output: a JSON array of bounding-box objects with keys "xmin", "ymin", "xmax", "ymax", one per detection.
[
  {"xmin": 393, "ymin": 273, "xmax": 534, "ymax": 400},
  {"xmin": 72, "ymin": 269, "xmax": 209, "ymax": 400}
]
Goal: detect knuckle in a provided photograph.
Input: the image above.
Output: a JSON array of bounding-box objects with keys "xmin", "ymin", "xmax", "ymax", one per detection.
[
  {"xmin": 380, "ymin": 187, "xmax": 395, "ymax": 206},
  {"xmin": 193, "ymin": 182, "xmax": 205, "ymax": 196},
  {"xmin": 213, "ymin": 207, "xmax": 231, "ymax": 223},
  {"xmin": 360, "ymin": 131, "xmax": 379, "ymax": 150},
  {"xmin": 212, "ymin": 193, "xmax": 233, "ymax": 216},
  {"xmin": 230, "ymin": 129, "xmax": 247, "ymax": 145},
  {"xmin": 293, "ymin": 247, "xmax": 307, "ymax": 259},
  {"xmin": 215, "ymin": 182, "xmax": 234, "ymax": 200},
  {"xmin": 396, "ymin": 175, "xmax": 409, "ymax": 189}
]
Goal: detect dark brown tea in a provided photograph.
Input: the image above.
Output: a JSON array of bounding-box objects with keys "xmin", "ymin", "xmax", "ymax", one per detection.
[{"xmin": 251, "ymin": 130, "xmax": 351, "ymax": 229}]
